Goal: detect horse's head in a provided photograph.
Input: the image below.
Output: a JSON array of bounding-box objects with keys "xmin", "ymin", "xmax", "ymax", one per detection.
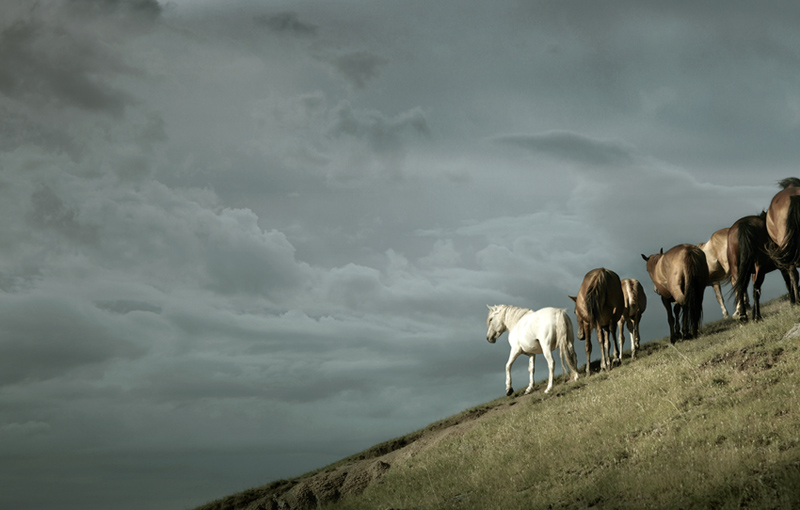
[
  {"xmin": 486, "ymin": 305, "xmax": 507, "ymax": 343},
  {"xmin": 641, "ymin": 249, "xmax": 663, "ymax": 277},
  {"xmin": 568, "ymin": 295, "xmax": 587, "ymax": 340}
]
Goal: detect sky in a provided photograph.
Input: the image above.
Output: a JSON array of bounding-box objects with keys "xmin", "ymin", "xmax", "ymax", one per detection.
[{"xmin": 2, "ymin": 1, "xmax": 800, "ymax": 509}]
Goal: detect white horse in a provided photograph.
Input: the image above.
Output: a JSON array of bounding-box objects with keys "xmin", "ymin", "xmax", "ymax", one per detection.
[{"xmin": 486, "ymin": 304, "xmax": 580, "ymax": 396}]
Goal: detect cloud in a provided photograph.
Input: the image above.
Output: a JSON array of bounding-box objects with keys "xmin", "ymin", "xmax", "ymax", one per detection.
[
  {"xmin": 255, "ymin": 11, "xmax": 318, "ymax": 37},
  {"xmin": 328, "ymin": 50, "xmax": 389, "ymax": 89},
  {"xmin": 492, "ymin": 130, "xmax": 637, "ymax": 167},
  {"xmin": 0, "ymin": 5, "xmax": 148, "ymax": 116},
  {"xmin": 0, "ymin": 292, "xmax": 145, "ymax": 386}
]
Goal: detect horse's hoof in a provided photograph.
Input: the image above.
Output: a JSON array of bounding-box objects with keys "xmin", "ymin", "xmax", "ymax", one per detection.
[
  {"xmin": 506, "ymin": 388, "xmax": 514, "ymax": 396},
  {"xmin": 524, "ymin": 387, "xmax": 534, "ymax": 395}
]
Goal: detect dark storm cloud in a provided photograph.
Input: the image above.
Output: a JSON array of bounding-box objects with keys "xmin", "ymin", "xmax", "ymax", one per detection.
[
  {"xmin": 328, "ymin": 102, "xmax": 430, "ymax": 152},
  {"xmin": 328, "ymin": 50, "xmax": 389, "ymax": 89},
  {"xmin": 28, "ymin": 185, "xmax": 99, "ymax": 245},
  {"xmin": 255, "ymin": 11, "xmax": 318, "ymax": 37},
  {"xmin": 492, "ymin": 131, "xmax": 637, "ymax": 167},
  {"xmin": 0, "ymin": 19, "xmax": 134, "ymax": 115},
  {"xmin": 0, "ymin": 294, "xmax": 144, "ymax": 386},
  {"xmin": 0, "ymin": 0, "xmax": 161, "ymax": 117},
  {"xmin": 66, "ymin": 0, "xmax": 162, "ymax": 23}
]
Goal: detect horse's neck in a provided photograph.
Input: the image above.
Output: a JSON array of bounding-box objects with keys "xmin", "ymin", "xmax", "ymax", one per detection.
[{"xmin": 501, "ymin": 305, "xmax": 532, "ymax": 329}]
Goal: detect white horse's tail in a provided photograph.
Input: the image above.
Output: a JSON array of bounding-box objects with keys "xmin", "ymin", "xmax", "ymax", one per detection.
[{"xmin": 556, "ymin": 309, "xmax": 580, "ymax": 380}]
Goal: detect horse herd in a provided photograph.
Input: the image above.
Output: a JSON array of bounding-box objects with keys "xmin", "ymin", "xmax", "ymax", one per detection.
[{"xmin": 485, "ymin": 178, "xmax": 800, "ymax": 397}]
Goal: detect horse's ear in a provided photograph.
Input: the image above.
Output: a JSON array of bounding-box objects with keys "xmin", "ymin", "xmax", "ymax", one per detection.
[
  {"xmin": 568, "ymin": 295, "xmax": 577, "ymax": 302},
  {"xmin": 641, "ymin": 254, "xmax": 649, "ymax": 261},
  {"xmin": 660, "ymin": 247, "xmax": 664, "ymax": 254}
]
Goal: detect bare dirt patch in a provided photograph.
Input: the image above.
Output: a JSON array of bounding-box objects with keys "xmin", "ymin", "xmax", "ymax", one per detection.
[{"xmin": 700, "ymin": 346, "xmax": 784, "ymax": 372}]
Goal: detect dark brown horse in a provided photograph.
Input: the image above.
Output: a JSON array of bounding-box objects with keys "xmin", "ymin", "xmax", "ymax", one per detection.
[
  {"xmin": 569, "ymin": 268, "xmax": 624, "ymax": 375},
  {"xmin": 765, "ymin": 177, "xmax": 800, "ymax": 305},
  {"xmin": 728, "ymin": 212, "xmax": 797, "ymax": 322},
  {"xmin": 641, "ymin": 244, "xmax": 708, "ymax": 343}
]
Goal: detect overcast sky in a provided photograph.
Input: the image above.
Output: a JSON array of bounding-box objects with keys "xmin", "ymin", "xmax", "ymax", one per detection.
[{"xmin": 2, "ymin": 1, "xmax": 800, "ymax": 509}]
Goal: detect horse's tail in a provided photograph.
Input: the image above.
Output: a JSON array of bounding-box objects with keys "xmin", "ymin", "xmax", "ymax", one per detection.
[
  {"xmin": 585, "ymin": 271, "xmax": 609, "ymax": 323},
  {"xmin": 556, "ymin": 309, "xmax": 579, "ymax": 379},
  {"xmin": 772, "ymin": 195, "xmax": 800, "ymax": 270},
  {"xmin": 733, "ymin": 220, "xmax": 760, "ymax": 305},
  {"xmin": 685, "ymin": 248, "xmax": 707, "ymax": 336}
]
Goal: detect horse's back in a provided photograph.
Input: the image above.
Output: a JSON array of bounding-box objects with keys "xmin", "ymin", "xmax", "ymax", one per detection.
[
  {"xmin": 517, "ymin": 307, "xmax": 570, "ymax": 353},
  {"xmin": 661, "ymin": 244, "xmax": 709, "ymax": 302},
  {"xmin": 527, "ymin": 307, "xmax": 569, "ymax": 333}
]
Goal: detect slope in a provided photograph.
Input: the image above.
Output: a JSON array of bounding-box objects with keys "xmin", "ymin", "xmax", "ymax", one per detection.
[{"xmin": 197, "ymin": 296, "xmax": 800, "ymax": 510}]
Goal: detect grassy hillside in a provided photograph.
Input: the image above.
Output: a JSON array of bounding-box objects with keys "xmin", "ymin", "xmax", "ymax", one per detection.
[{"xmin": 199, "ymin": 297, "xmax": 800, "ymax": 510}]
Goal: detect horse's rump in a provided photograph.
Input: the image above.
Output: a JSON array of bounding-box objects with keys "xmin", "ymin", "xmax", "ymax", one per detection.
[
  {"xmin": 621, "ymin": 278, "xmax": 646, "ymax": 318},
  {"xmin": 768, "ymin": 187, "xmax": 800, "ymax": 269},
  {"xmin": 731, "ymin": 215, "xmax": 770, "ymax": 299},
  {"xmin": 698, "ymin": 228, "xmax": 730, "ymax": 283},
  {"xmin": 581, "ymin": 268, "xmax": 623, "ymax": 327}
]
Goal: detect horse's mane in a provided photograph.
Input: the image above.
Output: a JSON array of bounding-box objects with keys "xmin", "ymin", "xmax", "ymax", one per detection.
[
  {"xmin": 493, "ymin": 304, "xmax": 532, "ymax": 329},
  {"xmin": 778, "ymin": 177, "xmax": 800, "ymax": 189}
]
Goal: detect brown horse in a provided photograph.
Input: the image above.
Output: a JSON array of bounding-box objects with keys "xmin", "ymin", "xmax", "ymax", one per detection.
[
  {"xmin": 617, "ymin": 278, "xmax": 647, "ymax": 360},
  {"xmin": 569, "ymin": 268, "xmax": 624, "ymax": 375},
  {"xmin": 765, "ymin": 177, "xmax": 800, "ymax": 305},
  {"xmin": 729, "ymin": 212, "xmax": 797, "ymax": 322},
  {"xmin": 697, "ymin": 227, "xmax": 731, "ymax": 318},
  {"xmin": 641, "ymin": 244, "xmax": 708, "ymax": 343}
]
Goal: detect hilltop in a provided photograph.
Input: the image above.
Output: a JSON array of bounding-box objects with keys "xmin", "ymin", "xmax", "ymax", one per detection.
[{"xmin": 197, "ymin": 297, "xmax": 800, "ymax": 510}]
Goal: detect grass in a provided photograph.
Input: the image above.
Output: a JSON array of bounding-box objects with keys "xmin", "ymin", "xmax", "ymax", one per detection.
[{"xmin": 323, "ymin": 296, "xmax": 800, "ymax": 509}]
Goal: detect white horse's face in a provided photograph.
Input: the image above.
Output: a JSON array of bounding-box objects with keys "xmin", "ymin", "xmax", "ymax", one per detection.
[{"xmin": 486, "ymin": 307, "xmax": 506, "ymax": 343}]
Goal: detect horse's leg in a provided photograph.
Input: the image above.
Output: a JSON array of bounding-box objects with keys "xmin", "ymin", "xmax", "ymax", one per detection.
[
  {"xmin": 753, "ymin": 269, "xmax": 766, "ymax": 321},
  {"xmin": 598, "ymin": 325, "xmax": 609, "ymax": 371},
  {"xmin": 713, "ymin": 283, "xmax": 729, "ymax": 318},
  {"xmin": 734, "ymin": 275, "xmax": 749, "ymax": 323},
  {"xmin": 608, "ymin": 321, "xmax": 619, "ymax": 368},
  {"xmin": 616, "ymin": 317, "xmax": 625, "ymax": 364},
  {"xmin": 505, "ymin": 348, "xmax": 521, "ymax": 396},
  {"xmin": 672, "ymin": 302, "xmax": 683, "ymax": 340},
  {"xmin": 584, "ymin": 329, "xmax": 593, "ymax": 376},
  {"xmin": 524, "ymin": 355, "xmax": 538, "ymax": 395},
  {"xmin": 600, "ymin": 325, "xmax": 616, "ymax": 370},
  {"xmin": 680, "ymin": 303, "xmax": 691, "ymax": 339},
  {"xmin": 790, "ymin": 267, "xmax": 800, "ymax": 306},
  {"xmin": 782, "ymin": 268, "xmax": 800, "ymax": 305},
  {"xmin": 632, "ymin": 314, "xmax": 641, "ymax": 358},
  {"xmin": 662, "ymin": 297, "xmax": 676, "ymax": 344},
  {"xmin": 780, "ymin": 269, "xmax": 793, "ymax": 303},
  {"xmin": 541, "ymin": 350, "xmax": 556, "ymax": 394}
]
